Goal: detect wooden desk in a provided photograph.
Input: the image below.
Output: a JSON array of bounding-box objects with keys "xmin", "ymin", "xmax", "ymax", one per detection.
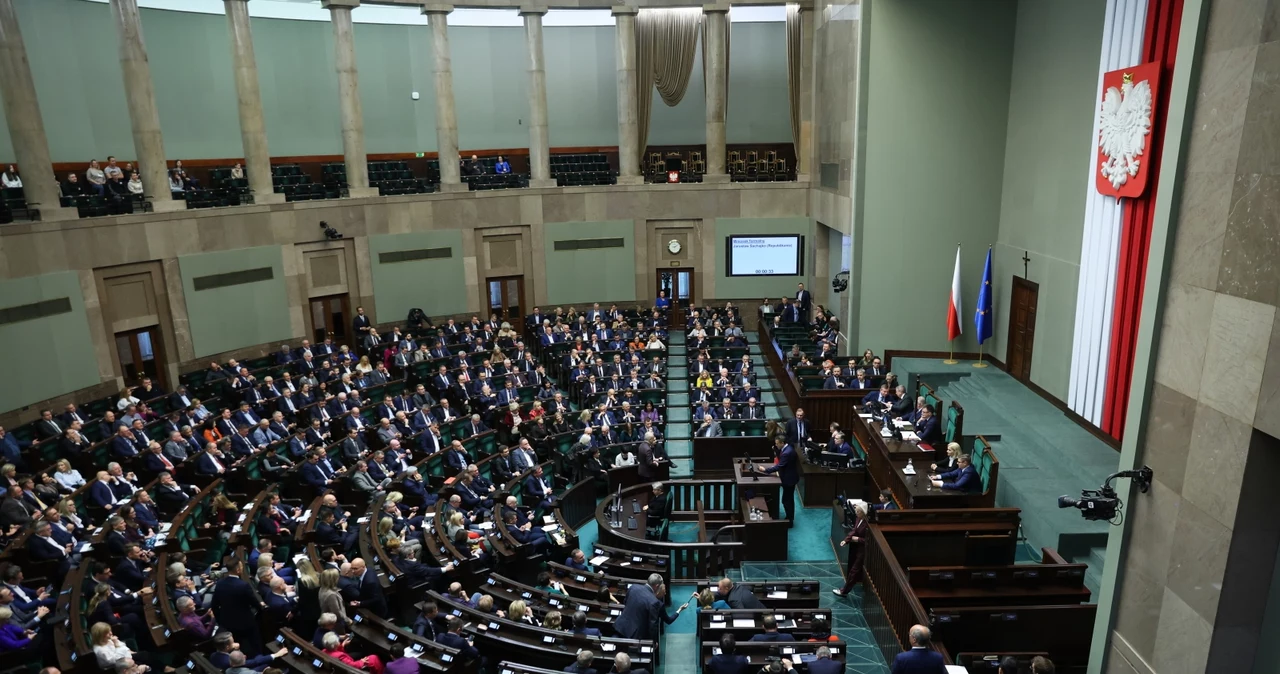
[
  {"xmin": 691, "ymin": 436, "xmax": 775, "ymax": 478},
  {"xmin": 799, "ymin": 448, "xmax": 868, "ymax": 506},
  {"xmin": 739, "ymin": 495, "xmax": 789, "ymax": 560},
  {"xmin": 887, "ymin": 458, "xmax": 972, "ymax": 509},
  {"xmin": 734, "ymin": 459, "xmax": 781, "ymax": 520}
]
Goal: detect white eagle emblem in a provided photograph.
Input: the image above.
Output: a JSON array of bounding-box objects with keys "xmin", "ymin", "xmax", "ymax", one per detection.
[{"xmin": 1098, "ymin": 74, "xmax": 1153, "ymax": 190}]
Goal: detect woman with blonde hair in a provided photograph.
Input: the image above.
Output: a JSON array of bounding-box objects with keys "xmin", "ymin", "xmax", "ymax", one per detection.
[
  {"xmin": 932, "ymin": 442, "xmax": 962, "ymax": 472},
  {"xmin": 0, "ymin": 606, "xmax": 32, "ymax": 651},
  {"xmin": 295, "ymin": 558, "xmax": 322, "ymax": 629},
  {"xmin": 318, "ymin": 568, "xmax": 348, "ymax": 629},
  {"xmin": 57, "ymin": 498, "xmax": 85, "ymax": 529},
  {"xmin": 508, "ymin": 599, "xmax": 538, "ymax": 625},
  {"xmin": 542, "ymin": 610, "xmax": 564, "ymax": 631},
  {"xmin": 53, "ymin": 458, "xmax": 86, "ymax": 491},
  {"xmin": 355, "ymin": 355, "xmax": 374, "ymax": 375},
  {"xmin": 92, "ymin": 621, "xmax": 171, "ymax": 672}
]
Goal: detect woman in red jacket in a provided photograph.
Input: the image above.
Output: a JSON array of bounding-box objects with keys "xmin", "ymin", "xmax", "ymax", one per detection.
[{"xmin": 321, "ymin": 631, "xmax": 384, "ymax": 674}]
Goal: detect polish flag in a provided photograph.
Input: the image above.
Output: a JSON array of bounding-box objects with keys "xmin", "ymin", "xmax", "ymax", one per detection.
[{"xmin": 947, "ymin": 246, "xmax": 963, "ymax": 341}]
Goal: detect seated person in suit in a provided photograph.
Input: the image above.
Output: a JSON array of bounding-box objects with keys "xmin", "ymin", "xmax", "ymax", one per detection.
[
  {"xmin": 564, "ymin": 549, "xmax": 590, "ymax": 572},
  {"xmin": 707, "ymin": 634, "xmax": 749, "ymax": 674},
  {"xmin": 807, "ymin": 646, "xmax": 845, "ymax": 674},
  {"xmin": 871, "ymin": 489, "xmax": 898, "ymax": 512},
  {"xmin": 749, "ymin": 615, "xmax": 796, "ymax": 641},
  {"xmin": 889, "ymin": 624, "xmax": 946, "ymax": 674},
  {"xmin": 828, "ymin": 432, "xmax": 853, "ymax": 456},
  {"xmin": 888, "ymin": 386, "xmax": 913, "ymax": 418},
  {"xmin": 913, "ymin": 406, "xmax": 942, "ymax": 444},
  {"xmin": 930, "ymin": 455, "xmax": 981, "ymax": 493},
  {"xmin": 564, "ymin": 649, "xmax": 598, "ymax": 674},
  {"xmin": 524, "ymin": 465, "xmax": 554, "ymax": 512}
]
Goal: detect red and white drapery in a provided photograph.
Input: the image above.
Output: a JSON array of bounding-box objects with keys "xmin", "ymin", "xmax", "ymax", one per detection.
[{"xmin": 1068, "ymin": 0, "xmax": 1183, "ymax": 440}]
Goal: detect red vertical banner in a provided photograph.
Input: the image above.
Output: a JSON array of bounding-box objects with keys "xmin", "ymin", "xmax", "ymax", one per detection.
[{"xmin": 1101, "ymin": 0, "xmax": 1184, "ymax": 440}]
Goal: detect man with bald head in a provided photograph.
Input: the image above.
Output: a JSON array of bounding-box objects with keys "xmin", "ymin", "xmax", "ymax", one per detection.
[
  {"xmin": 349, "ymin": 558, "xmax": 388, "ymax": 618},
  {"xmin": 888, "ymin": 624, "xmax": 945, "ymax": 673}
]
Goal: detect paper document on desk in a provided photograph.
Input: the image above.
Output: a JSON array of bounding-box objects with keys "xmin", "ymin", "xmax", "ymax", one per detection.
[
  {"xmin": 477, "ymin": 521, "xmax": 495, "ymax": 530},
  {"xmin": 858, "ymin": 413, "xmax": 873, "ymax": 420},
  {"xmin": 766, "ymin": 591, "xmax": 789, "ymax": 599},
  {"xmin": 893, "ymin": 419, "xmax": 912, "ymax": 429},
  {"xmin": 732, "ymin": 619, "xmax": 756, "ymax": 628},
  {"xmin": 590, "ymin": 555, "xmax": 609, "ymax": 566},
  {"xmin": 542, "ymin": 524, "xmax": 559, "ymax": 532},
  {"xmin": 902, "ymin": 465, "xmax": 916, "ymax": 475},
  {"xmin": 543, "ymin": 515, "xmax": 557, "ymax": 524},
  {"xmin": 880, "ymin": 428, "xmax": 893, "ymax": 438},
  {"xmin": 901, "ymin": 431, "xmax": 920, "ymax": 442},
  {"xmin": 945, "ymin": 667, "xmax": 968, "ymax": 674}
]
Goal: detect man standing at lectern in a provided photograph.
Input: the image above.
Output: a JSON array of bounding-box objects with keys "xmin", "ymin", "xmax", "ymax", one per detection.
[{"xmin": 758, "ymin": 435, "xmax": 799, "ymax": 521}]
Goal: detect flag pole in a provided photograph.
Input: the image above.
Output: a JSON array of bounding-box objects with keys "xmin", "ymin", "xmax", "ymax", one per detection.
[
  {"xmin": 974, "ymin": 343, "xmax": 988, "ymax": 368},
  {"xmin": 944, "ymin": 341, "xmax": 957, "ymax": 365}
]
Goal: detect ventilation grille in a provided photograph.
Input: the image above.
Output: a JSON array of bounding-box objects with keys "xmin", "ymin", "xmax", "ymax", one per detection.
[
  {"xmin": 378, "ymin": 248, "xmax": 453, "ymax": 264},
  {"xmin": 553, "ymin": 238, "xmax": 625, "ymax": 251},
  {"xmin": 0, "ymin": 297, "xmax": 72, "ymax": 326},
  {"xmin": 192, "ymin": 267, "xmax": 274, "ymax": 291}
]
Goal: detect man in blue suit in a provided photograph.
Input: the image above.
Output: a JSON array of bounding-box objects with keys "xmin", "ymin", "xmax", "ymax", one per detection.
[
  {"xmin": 707, "ymin": 634, "xmax": 750, "ymax": 674},
  {"xmin": 436, "ymin": 616, "xmax": 479, "ymax": 662},
  {"xmin": 212, "ymin": 557, "xmax": 266, "ymax": 656},
  {"xmin": 760, "ymin": 436, "xmax": 799, "ymax": 520},
  {"xmin": 748, "ymin": 615, "xmax": 796, "ymax": 641},
  {"xmin": 889, "ymin": 625, "xmax": 946, "ymax": 674},
  {"xmin": 932, "ymin": 455, "xmax": 981, "ymax": 493},
  {"xmin": 614, "ymin": 575, "xmax": 685, "ymax": 641},
  {"xmin": 524, "ymin": 465, "xmax": 554, "ymax": 512},
  {"xmin": 569, "ymin": 610, "xmax": 601, "ymax": 638},
  {"xmin": 913, "ymin": 406, "xmax": 941, "ymax": 445},
  {"xmin": 808, "ymin": 647, "xmax": 846, "ymax": 674}
]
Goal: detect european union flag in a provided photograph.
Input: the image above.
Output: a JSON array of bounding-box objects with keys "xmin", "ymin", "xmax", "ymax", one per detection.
[{"xmin": 975, "ymin": 247, "xmax": 994, "ymax": 345}]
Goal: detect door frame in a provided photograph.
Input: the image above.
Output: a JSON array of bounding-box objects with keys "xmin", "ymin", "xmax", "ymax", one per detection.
[
  {"xmin": 1006, "ymin": 276, "xmax": 1039, "ymax": 381},
  {"xmin": 114, "ymin": 326, "xmax": 169, "ymax": 390},
  {"xmin": 486, "ymin": 275, "xmax": 527, "ymax": 325},
  {"xmin": 309, "ymin": 293, "xmax": 352, "ymax": 346},
  {"xmin": 656, "ymin": 267, "xmax": 696, "ymax": 305}
]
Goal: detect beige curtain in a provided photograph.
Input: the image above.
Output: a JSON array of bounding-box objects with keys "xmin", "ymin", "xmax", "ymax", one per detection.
[
  {"xmin": 635, "ymin": 8, "xmax": 702, "ymax": 164},
  {"xmin": 786, "ymin": 4, "xmax": 801, "ymax": 153}
]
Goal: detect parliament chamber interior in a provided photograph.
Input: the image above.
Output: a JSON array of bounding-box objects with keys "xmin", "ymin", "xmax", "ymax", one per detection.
[{"xmin": 0, "ymin": 0, "xmax": 1274, "ymax": 673}]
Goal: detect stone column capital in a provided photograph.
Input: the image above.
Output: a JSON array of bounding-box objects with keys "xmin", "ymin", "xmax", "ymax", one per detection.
[
  {"xmin": 421, "ymin": 3, "xmax": 454, "ymax": 15},
  {"xmin": 611, "ymin": 6, "xmax": 638, "ymax": 16},
  {"xmin": 221, "ymin": 0, "xmax": 251, "ymax": 4},
  {"xmin": 321, "ymin": 0, "xmax": 360, "ymax": 9},
  {"xmin": 519, "ymin": 5, "xmax": 549, "ymax": 16},
  {"xmin": 702, "ymin": 3, "xmax": 731, "ymax": 14}
]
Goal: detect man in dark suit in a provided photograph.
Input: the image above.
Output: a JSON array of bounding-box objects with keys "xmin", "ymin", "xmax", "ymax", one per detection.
[
  {"xmin": 783, "ymin": 409, "xmax": 810, "ymax": 446},
  {"xmin": 212, "ymin": 557, "xmax": 266, "ymax": 656},
  {"xmin": 353, "ymin": 306, "xmax": 372, "ymax": 342},
  {"xmin": 637, "ymin": 432, "xmax": 663, "ymax": 480},
  {"xmin": 889, "ymin": 386, "xmax": 914, "ymax": 418},
  {"xmin": 760, "ymin": 436, "xmax": 799, "ymax": 520},
  {"xmin": 914, "ymin": 406, "xmax": 942, "ymax": 445},
  {"xmin": 564, "ymin": 649, "xmax": 598, "ymax": 674},
  {"xmin": 524, "ymin": 465, "xmax": 554, "ymax": 512},
  {"xmin": 748, "ymin": 615, "xmax": 796, "ymax": 641},
  {"xmin": 808, "ymin": 647, "xmax": 846, "ymax": 674},
  {"xmin": 436, "ymin": 616, "xmax": 479, "ymax": 662},
  {"xmin": 33, "ymin": 410, "xmax": 63, "ymax": 442},
  {"xmin": 888, "ymin": 625, "xmax": 946, "ymax": 674},
  {"xmin": 795, "ymin": 283, "xmax": 811, "ymax": 322},
  {"xmin": 351, "ymin": 558, "xmax": 388, "ymax": 618},
  {"xmin": 931, "ymin": 455, "xmax": 980, "ymax": 493},
  {"xmin": 113, "ymin": 544, "xmax": 150, "ymax": 591},
  {"xmin": 707, "ymin": 634, "xmax": 750, "ymax": 674},
  {"xmin": 614, "ymin": 575, "xmax": 684, "ymax": 641},
  {"xmin": 716, "ymin": 578, "xmax": 764, "ymax": 609}
]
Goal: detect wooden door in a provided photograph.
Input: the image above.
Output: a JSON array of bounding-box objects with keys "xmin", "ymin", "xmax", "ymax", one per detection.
[
  {"xmin": 115, "ymin": 326, "xmax": 168, "ymax": 389},
  {"xmin": 487, "ymin": 276, "xmax": 525, "ymax": 324},
  {"xmin": 657, "ymin": 268, "xmax": 695, "ymax": 329},
  {"xmin": 1006, "ymin": 276, "xmax": 1039, "ymax": 381},
  {"xmin": 309, "ymin": 294, "xmax": 352, "ymax": 345}
]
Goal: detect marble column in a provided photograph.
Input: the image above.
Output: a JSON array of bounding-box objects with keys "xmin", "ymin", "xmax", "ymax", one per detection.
[
  {"xmin": 0, "ymin": 0, "xmax": 74, "ymax": 220},
  {"xmin": 797, "ymin": 5, "xmax": 814, "ymax": 179},
  {"xmin": 223, "ymin": 0, "xmax": 282, "ymax": 203},
  {"xmin": 424, "ymin": 4, "xmax": 464, "ymax": 192},
  {"xmin": 702, "ymin": 4, "xmax": 729, "ymax": 183},
  {"xmin": 108, "ymin": 0, "xmax": 183, "ymax": 211},
  {"xmin": 613, "ymin": 6, "xmax": 642, "ymax": 185},
  {"xmin": 522, "ymin": 7, "xmax": 554, "ymax": 188},
  {"xmin": 323, "ymin": 0, "xmax": 375, "ymax": 198}
]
